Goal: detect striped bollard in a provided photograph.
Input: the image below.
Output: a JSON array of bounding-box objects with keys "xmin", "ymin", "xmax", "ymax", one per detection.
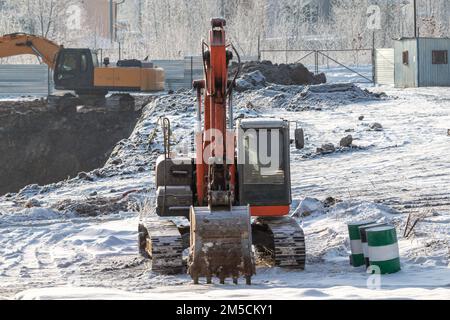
[
  {"xmin": 348, "ymin": 221, "xmax": 376, "ymax": 267},
  {"xmin": 367, "ymin": 226, "xmax": 401, "ymax": 274},
  {"xmin": 359, "ymin": 223, "xmax": 389, "ymax": 268}
]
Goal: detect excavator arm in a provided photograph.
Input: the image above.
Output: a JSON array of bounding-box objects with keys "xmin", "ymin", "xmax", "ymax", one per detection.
[{"xmin": 0, "ymin": 33, "xmax": 62, "ymax": 68}]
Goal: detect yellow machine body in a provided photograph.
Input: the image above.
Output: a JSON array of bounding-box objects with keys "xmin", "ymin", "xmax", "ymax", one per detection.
[{"xmin": 94, "ymin": 66, "xmax": 165, "ymax": 92}]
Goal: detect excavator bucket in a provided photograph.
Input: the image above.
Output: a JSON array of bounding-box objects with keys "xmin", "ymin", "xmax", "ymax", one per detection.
[{"xmin": 188, "ymin": 206, "xmax": 255, "ymax": 285}]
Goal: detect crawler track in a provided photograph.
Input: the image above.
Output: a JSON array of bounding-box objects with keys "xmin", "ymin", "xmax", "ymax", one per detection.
[
  {"xmin": 139, "ymin": 217, "xmax": 184, "ymax": 274},
  {"xmin": 254, "ymin": 217, "xmax": 306, "ymax": 269}
]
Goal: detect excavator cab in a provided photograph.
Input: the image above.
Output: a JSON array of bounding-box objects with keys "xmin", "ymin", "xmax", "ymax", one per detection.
[
  {"xmin": 237, "ymin": 118, "xmax": 292, "ymax": 215},
  {"xmin": 54, "ymin": 48, "xmax": 99, "ymax": 94}
]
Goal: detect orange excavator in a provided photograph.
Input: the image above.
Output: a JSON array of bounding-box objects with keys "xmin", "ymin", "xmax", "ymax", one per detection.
[
  {"xmin": 139, "ymin": 19, "xmax": 305, "ymax": 285},
  {"xmin": 0, "ymin": 33, "xmax": 165, "ymax": 111}
]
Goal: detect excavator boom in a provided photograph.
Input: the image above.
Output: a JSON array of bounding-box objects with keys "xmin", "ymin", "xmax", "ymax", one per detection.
[
  {"xmin": 188, "ymin": 18, "xmax": 255, "ymax": 284},
  {"xmin": 0, "ymin": 33, "xmax": 61, "ymax": 68}
]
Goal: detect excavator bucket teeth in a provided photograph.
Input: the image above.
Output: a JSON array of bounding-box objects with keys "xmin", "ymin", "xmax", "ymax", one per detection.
[{"xmin": 188, "ymin": 206, "xmax": 255, "ymax": 285}]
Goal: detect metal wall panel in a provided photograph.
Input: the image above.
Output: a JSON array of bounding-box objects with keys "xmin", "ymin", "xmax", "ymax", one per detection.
[
  {"xmin": 375, "ymin": 48, "xmax": 394, "ymax": 85},
  {"xmin": 418, "ymin": 38, "xmax": 450, "ymax": 87},
  {"xmin": 0, "ymin": 56, "xmax": 260, "ymax": 96},
  {"xmin": 0, "ymin": 64, "xmax": 50, "ymax": 96},
  {"xmin": 394, "ymin": 39, "xmax": 418, "ymax": 88}
]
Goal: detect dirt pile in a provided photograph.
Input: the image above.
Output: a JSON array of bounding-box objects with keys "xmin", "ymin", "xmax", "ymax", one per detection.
[
  {"xmin": 230, "ymin": 60, "xmax": 326, "ymax": 87},
  {"xmin": 0, "ymin": 106, "xmax": 140, "ymax": 195},
  {"xmin": 0, "ymin": 99, "xmax": 47, "ymax": 114},
  {"xmin": 52, "ymin": 197, "xmax": 130, "ymax": 216}
]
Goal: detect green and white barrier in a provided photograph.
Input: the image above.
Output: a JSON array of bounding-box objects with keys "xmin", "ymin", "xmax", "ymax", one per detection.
[
  {"xmin": 347, "ymin": 221, "xmax": 376, "ymax": 267},
  {"xmin": 359, "ymin": 223, "xmax": 389, "ymax": 268},
  {"xmin": 367, "ymin": 226, "xmax": 401, "ymax": 274}
]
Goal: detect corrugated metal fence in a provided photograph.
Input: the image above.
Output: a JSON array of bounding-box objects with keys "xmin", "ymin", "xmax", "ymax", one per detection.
[
  {"xmin": 154, "ymin": 55, "xmax": 257, "ymax": 91},
  {"xmin": 375, "ymin": 49, "xmax": 395, "ymax": 85},
  {"xmin": 0, "ymin": 55, "xmax": 258, "ymax": 96},
  {"xmin": 0, "ymin": 64, "xmax": 50, "ymax": 97}
]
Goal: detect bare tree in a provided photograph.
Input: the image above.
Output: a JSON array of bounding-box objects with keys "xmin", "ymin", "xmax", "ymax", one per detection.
[{"xmin": 1, "ymin": 0, "xmax": 450, "ymax": 64}]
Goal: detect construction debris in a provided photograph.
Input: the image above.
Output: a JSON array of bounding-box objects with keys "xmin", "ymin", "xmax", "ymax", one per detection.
[
  {"xmin": 369, "ymin": 122, "xmax": 384, "ymax": 131},
  {"xmin": 403, "ymin": 211, "xmax": 430, "ymax": 238},
  {"xmin": 24, "ymin": 198, "xmax": 42, "ymax": 208},
  {"xmin": 316, "ymin": 143, "xmax": 336, "ymax": 154},
  {"xmin": 294, "ymin": 197, "xmax": 325, "ymax": 217},
  {"xmin": 340, "ymin": 135, "xmax": 353, "ymax": 148}
]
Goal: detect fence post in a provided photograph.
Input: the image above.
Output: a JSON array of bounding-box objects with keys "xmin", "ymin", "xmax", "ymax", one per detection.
[
  {"xmin": 190, "ymin": 56, "xmax": 194, "ymax": 86},
  {"xmin": 47, "ymin": 66, "xmax": 52, "ymax": 96},
  {"xmin": 257, "ymin": 35, "xmax": 261, "ymax": 62},
  {"xmin": 285, "ymin": 38, "xmax": 289, "ymax": 64},
  {"xmin": 372, "ymin": 32, "xmax": 376, "ymax": 84},
  {"xmin": 315, "ymin": 51, "xmax": 319, "ymax": 75}
]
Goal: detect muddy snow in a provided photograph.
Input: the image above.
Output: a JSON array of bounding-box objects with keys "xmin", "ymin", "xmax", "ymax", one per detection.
[{"xmin": 0, "ymin": 77, "xmax": 449, "ymax": 300}]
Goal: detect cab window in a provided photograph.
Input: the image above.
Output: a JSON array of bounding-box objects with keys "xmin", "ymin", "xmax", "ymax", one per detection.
[
  {"xmin": 60, "ymin": 53, "xmax": 78, "ymax": 72},
  {"xmin": 243, "ymin": 129, "xmax": 285, "ymax": 185},
  {"xmin": 81, "ymin": 53, "xmax": 88, "ymax": 72},
  {"xmin": 91, "ymin": 52, "xmax": 99, "ymax": 67}
]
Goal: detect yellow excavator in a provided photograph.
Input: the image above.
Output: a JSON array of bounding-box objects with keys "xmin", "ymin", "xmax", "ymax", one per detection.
[{"xmin": 0, "ymin": 33, "xmax": 165, "ymax": 111}]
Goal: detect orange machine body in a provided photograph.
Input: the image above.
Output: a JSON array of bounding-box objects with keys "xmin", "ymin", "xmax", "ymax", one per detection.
[
  {"xmin": 196, "ymin": 19, "xmax": 233, "ymax": 207},
  {"xmin": 195, "ymin": 19, "xmax": 288, "ymax": 218},
  {"xmin": 250, "ymin": 206, "xmax": 290, "ymax": 217}
]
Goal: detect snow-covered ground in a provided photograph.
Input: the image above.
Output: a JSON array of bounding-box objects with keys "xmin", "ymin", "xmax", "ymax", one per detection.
[{"xmin": 0, "ymin": 73, "xmax": 449, "ymax": 300}]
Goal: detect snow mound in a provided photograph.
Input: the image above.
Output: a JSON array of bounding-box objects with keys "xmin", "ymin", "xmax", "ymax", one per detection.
[
  {"xmin": 15, "ymin": 285, "xmax": 450, "ymax": 300},
  {"xmin": 330, "ymin": 201, "xmax": 399, "ymax": 223},
  {"xmin": 62, "ymin": 218, "xmax": 138, "ymax": 257},
  {"xmin": 15, "ymin": 287, "xmax": 145, "ymax": 300},
  {"xmin": 235, "ymin": 83, "xmax": 385, "ymax": 112},
  {"xmin": 0, "ymin": 207, "xmax": 62, "ymax": 224},
  {"xmin": 235, "ymin": 70, "xmax": 267, "ymax": 91},
  {"xmin": 303, "ymin": 201, "xmax": 400, "ymax": 264},
  {"xmin": 294, "ymin": 197, "xmax": 326, "ymax": 217}
]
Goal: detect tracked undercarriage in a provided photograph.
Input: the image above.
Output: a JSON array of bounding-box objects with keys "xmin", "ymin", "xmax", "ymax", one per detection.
[
  {"xmin": 138, "ymin": 216, "xmax": 188, "ymax": 274},
  {"xmin": 47, "ymin": 93, "xmax": 135, "ymax": 113},
  {"xmin": 139, "ymin": 214, "xmax": 306, "ymax": 278},
  {"xmin": 253, "ymin": 217, "xmax": 306, "ymax": 269}
]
